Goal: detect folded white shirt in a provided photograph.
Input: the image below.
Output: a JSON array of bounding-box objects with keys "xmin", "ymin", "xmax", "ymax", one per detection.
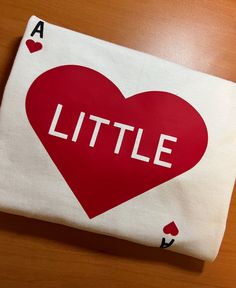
[{"xmin": 0, "ymin": 16, "xmax": 235, "ymax": 261}]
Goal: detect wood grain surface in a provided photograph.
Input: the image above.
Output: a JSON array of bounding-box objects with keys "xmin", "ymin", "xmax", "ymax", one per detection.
[{"xmin": 0, "ymin": 1, "xmax": 236, "ymax": 287}]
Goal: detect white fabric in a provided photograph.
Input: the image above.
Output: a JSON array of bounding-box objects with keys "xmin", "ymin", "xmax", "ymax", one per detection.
[{"xmin": 0, "ymin": 16, "xmax": 235, "ymax": 261}]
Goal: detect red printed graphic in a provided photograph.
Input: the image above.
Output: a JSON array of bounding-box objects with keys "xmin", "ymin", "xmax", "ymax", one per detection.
[
  {"xmin": 26, "ymin": 39, "xmax": 43, "ymax": 53},
  {"xmin": 25, "ymin": 65, "xmax": 208, "ymax": 218},
  {"xmin": 163, "ymin": 221, "xmax": 179, "ymax": 236}
]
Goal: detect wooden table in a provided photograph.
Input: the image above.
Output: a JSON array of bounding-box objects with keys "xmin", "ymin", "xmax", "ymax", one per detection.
[{"xmin": 0, "ymin": 1, "xmax": 236, "ymax": 287}]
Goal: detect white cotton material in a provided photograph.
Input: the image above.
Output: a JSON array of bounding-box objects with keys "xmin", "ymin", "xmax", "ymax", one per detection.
[{"xmin": 0, "ymin": 16, "xmax": 235, "ymax": 261}]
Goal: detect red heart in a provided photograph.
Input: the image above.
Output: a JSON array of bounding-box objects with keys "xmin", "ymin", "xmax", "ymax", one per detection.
[
  {"xmin": 25, "ymin": 65, "xmax": 208, "ymax": 218},
  {"xmin": 163, "ymin": 221, "xmax": 179, "ymax": 236},
  {"xmin": 26, "ymin": 39, "xmax": 43, "ymax": 53}
]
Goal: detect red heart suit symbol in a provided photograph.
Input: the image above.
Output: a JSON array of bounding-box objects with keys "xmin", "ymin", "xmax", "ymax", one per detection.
[
  {"xmin": 26, "ymin": 65, "xmax": 208, "ymax": 218},
  {"xmin": 26, "ymin": 39, "xmax": 43, "ymax": 53},
  {"xmin": 163, "ymin": 221, "xmax": 179, "ymax": 236}
]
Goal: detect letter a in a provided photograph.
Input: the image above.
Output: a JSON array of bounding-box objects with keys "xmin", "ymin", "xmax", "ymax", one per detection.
[
  {"xmin": 31, "ymin": 21, "xmax": 44, "ymax": 39},
  {"xmin": 159, "ymin": 238, "xmax": 175, "ymax": 249}
]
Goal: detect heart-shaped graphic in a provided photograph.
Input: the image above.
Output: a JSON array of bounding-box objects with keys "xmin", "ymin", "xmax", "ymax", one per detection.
[
  {"xmin": 163, "ymin": 221, "xmax": 179, "ymax": 236},
  {"xmin": 26, "ymin": 65, "xmax": 208, "ymax": 218},
  {"xmin": 26, "ymin": 39, "xmax": 43, "ymax": 53}
]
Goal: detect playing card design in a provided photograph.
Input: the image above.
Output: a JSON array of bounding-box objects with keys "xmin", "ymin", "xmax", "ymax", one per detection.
[
  {"xmin": 25, "ymin": 21, "xmax": 44, "ymax": 53},
  {"xmin": 160, "ymin": 221, "xmax": 179, "ymax": 249},
  {"xmin": 0, "ymin": 16, "xmax": 235, "ymax": 261}
]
